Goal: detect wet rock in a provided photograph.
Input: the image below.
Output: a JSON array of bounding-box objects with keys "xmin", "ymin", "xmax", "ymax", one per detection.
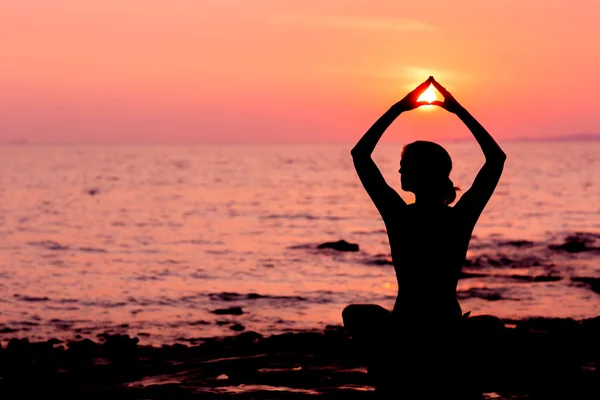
[
  {"xmin": 212, "ymin": 307, "xmax": 244, "ymax": 316},
  {"xmin": 501, "ymin": 240, "xmax": 535, "ymax": 247},
  {"xmin": 101, "ymin": 334, "xmax": 139, "ymax": 362},
  {"xmin": 67, "ymin": 339, "xmax": 99, "ymax": 360},
  {"xmin": 209, "ymin": 292, "xmax": 308, "ymax": 302},
  {"xmin": 516, "ymin": 317, "xmax": 582, "ymax": 335},
  {"xmin": 465, "ymin": 255, "xmax": 512, "ymax": 268},
  {"xmin": 549, "ymin": 232, "xmax": 600, "ymax": 253},
  {"xmin": 459, "ymin": 271, "xmax": 488, "ymax": 279},
  {"xmin": 245, "ymin": 293, "xmax": 308, "ymax": 301},
  {"xmin": 457, "ymin": 288, "xmax": 509, "ymax": 301},
  {"xmin": 5, "ymin": 338, "xmax": 33, "ymax": 360},
  {"xmin": 235, "ymin": 331, "xmax": 262, "ymax": 345},
  {"xmin": 7, "ymin": 338, "xmax": 30, "ymax": 351},
  {"xmin": 16, "ymin": 295, "xmax": 51, "ymax": 302},
  {"xmin": 189, "ymin": 320, "xmax": 211, "ymax": 326},
  {"xmin": 571, "ymin": 277, "xmax": 600, "ymax": 294},
  {"xmin": 508, "ymin": 274, "xmax": 561, "ymax": 283},
  {"xmin": 27, "ymin": 240, "xmax": 69, "ymax": 251},
  {"xmin": 229, "ymin": 324, "xmax": 245, "ymax": 332},
  {"xmin": 465, "ymin": 254, "xmax": 547, "ymax": 269},
  {"xmin": 30, "ymin": 340, "xmax": 56, "ymax": 355},
  {"xmin": 209, "ymin": 292, "xmax": 245, "ymax": 301},
  {"xmin": 532, "ymin": 275, "xmax": 562, "ymax": 282},
  {"xmin": 317, "ymin": 240, "xmax": 359, "ymax": 252},
  {"xmin": 78, "ymin": 247, "xmax": 108, "ymax": 253},
  {"xmin": 364, "ymin": 255, "xmax": 393, "ymax": 266},
  {"xmin": 172, "ymin": 343, "xmax": 189, "ymax": 351}
]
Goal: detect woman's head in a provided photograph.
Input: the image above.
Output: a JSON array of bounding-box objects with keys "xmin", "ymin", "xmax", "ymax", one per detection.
[{"xmin": 399, "ymin": 141, "xmax": 459, "ymax": 205}]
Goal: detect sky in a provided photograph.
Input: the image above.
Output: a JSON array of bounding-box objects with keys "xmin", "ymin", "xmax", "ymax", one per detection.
[{"xmin": 1, "ymin": 0, "xmax": 599, "ymax": 144}]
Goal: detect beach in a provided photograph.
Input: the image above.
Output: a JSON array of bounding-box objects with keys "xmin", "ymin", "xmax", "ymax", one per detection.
[{"xmin": 1, "ymin": 317, "xmax": 598, "ymax": 399}]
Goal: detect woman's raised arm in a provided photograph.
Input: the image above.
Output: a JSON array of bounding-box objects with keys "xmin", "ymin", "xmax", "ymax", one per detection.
[
  {"xmin": 431, "ymin": 77, "xmax": 506, "ymax": 227},
  {"xmin": 351, "ymin": 77, "xmax": 433, "ymax": 220}
]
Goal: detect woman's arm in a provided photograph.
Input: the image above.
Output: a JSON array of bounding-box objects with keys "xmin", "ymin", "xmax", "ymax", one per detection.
[
  {"xmin": 352, "ymin": 77, "xmax": 432, "ymax": 220},
  {"xmin": 351, "ymin": 103, "xmax": 407, "ymax": 158},
  {"xmin": 431, "ymin": 78, "xmax": 506, "ymax": 226}
]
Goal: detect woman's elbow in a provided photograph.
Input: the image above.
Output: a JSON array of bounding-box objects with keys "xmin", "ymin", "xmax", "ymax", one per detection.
[
  {"xmin": 350, "ymin": 147, "xmax": 363, "ymax": 158},
  {"xmin": 488, "ymin": 150, "xmax": 507, "ymax": 163}
]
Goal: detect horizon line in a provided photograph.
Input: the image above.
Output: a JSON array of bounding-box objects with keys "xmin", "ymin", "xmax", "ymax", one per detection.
[{"xmin": 3, "ymin": 135, "xmax": 600, "ymax": 146}]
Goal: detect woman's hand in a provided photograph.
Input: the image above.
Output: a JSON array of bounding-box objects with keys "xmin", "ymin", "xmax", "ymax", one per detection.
[
  {"xmin": 397, "ymin": 76, "xmax": 434, "ymax": 111},
  {"xmin": 430, "ymin": 77, "xmax": 464, "ymax": 114}
]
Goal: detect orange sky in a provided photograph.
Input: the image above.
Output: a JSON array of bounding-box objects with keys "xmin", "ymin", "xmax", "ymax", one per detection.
[{"xmin": 1, "ymin": 0, "xmax": 599, "ymax": 143}]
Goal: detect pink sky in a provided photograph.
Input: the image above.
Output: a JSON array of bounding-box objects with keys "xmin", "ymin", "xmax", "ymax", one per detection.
[{"xmin": 1, "ymin": 1, "xmax": 599, "ymax": 144}]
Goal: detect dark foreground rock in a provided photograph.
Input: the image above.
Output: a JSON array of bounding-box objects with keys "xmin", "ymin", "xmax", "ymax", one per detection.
[{"xmin": 0, "ymin": 319, "xmax": 598, "ymax": 399}]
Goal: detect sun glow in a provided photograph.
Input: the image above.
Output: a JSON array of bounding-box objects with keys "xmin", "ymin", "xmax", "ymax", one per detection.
[{"xmin": 417, "ymin": 85, "xmax": 438, "ymax": 103}]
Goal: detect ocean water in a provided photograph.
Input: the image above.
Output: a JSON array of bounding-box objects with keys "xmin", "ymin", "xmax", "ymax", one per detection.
[{"xmin": 0, "ymin": 142, "xmax": 599, "ymax": 345}]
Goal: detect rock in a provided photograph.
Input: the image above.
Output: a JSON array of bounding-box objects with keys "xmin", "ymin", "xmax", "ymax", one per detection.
[
  {"xmin": 212, "ymin": 307, "xmax": 244, "ymax": 316},
  {"xmin": 509, "ymin": 275, "xmax": 562, "ymax": 283},
  {"xmin": 501, "ymin": 240, "xmax": 534, "ymax": 247},
  {"xmin": 235, "ymin": 331, "xmax": 263, "ymax": 345},
  {"xmin": 5, "ymin": 338, "xmax": 32, "ymax": 360},
  {"xmin": 516, "ymin": 317, "xmax": 581, "ymax": 335},
  {"xmin": 229, "ymin": 324, "xmax": 245, "ymax": 332},
  {"xmin": 549, "ymin": 233, "xmax": 600, "ymax": 253},
  {"xmin": 459, "ymin": 271, "xmax": 488, "ymax": 279},
  {"xmin": 457, "ymin": 288, "xmax": 507, "ymax": 301},
  {"xmin": 317, "ymin": 240, "xmax": 359, "ymax": 252},
  {"xmin": 67, "ymin": 339, "xmax": 99, "ymax": 360},
  {"xmin": 571, "ymin": 277, "xmax": 600, "ymax": 294},
  {"xmin": 101, "ymin": 334, "xmax": 139, "ymax": 362},
  {"xmin": 533, "ymin": 275, "xmax": 562, "ymax": 282},
  {"xmin": 7, "ymin": 338, "xmax": 30, "ymax": 351},
  {"xmin": 364, "ymin": 255, "xmax": 393, "ymax": 266}
]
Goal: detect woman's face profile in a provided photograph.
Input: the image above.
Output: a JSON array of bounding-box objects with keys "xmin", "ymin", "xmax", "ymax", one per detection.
[{"xmin": 399, "ymin": 159, "xmax": 415, "ymax": 192}]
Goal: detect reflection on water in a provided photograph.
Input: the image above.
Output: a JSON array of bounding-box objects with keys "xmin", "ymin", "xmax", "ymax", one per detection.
[{"xmin": 0, "ymin": 143, "xmax": 599, "ymax": 345}]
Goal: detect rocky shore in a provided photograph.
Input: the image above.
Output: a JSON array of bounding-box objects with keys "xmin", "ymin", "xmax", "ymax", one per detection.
[{"xmin": 0, "ymin": 317, "xmax": 598, "ymax": 399}]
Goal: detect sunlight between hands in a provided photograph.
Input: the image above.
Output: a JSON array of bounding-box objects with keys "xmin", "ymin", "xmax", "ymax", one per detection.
[{"xmin": 397, "ymin": 76, "xmax": 434, "ymax": 111}]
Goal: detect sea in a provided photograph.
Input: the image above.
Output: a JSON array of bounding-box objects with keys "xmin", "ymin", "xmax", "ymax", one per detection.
[{"xmin": 1, "ymin": 142, "xmax": 599, "ymax": 346}]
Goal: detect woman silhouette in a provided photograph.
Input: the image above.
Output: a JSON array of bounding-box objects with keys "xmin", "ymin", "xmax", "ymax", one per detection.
[{"xmin": 342, "ymin": 77, "xmax": 506, "ymax": 392}]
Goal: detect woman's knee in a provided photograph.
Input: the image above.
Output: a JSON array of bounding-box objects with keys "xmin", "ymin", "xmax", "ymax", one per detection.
[
  {"xmin": 342, "ymin": 304, "xmax": 391, "ymax": 327},
  {"xmin": 342, "ymin": 304, "xmax": 360, "ymax": 326}
]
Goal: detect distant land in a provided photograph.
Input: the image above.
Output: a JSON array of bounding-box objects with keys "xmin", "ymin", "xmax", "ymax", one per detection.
[{"xmin": 514, "ymin": 133, "xmax": 600, "ymax": 142}]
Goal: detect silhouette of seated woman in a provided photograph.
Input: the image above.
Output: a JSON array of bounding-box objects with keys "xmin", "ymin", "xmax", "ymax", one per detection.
[{"xmin": 342, "ymin": 77, "xmax": 507, "ymax": 394}]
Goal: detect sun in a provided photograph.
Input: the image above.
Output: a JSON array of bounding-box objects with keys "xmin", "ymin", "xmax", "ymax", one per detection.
[{"xmin": 417, "ymin": 85, "xmax": 438, "ymax": 103}]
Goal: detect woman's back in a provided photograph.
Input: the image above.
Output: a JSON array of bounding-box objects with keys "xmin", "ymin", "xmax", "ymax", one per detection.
[{"xmin": 387, "ymin": 204, "xmax": 472, "ymax": 321}]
